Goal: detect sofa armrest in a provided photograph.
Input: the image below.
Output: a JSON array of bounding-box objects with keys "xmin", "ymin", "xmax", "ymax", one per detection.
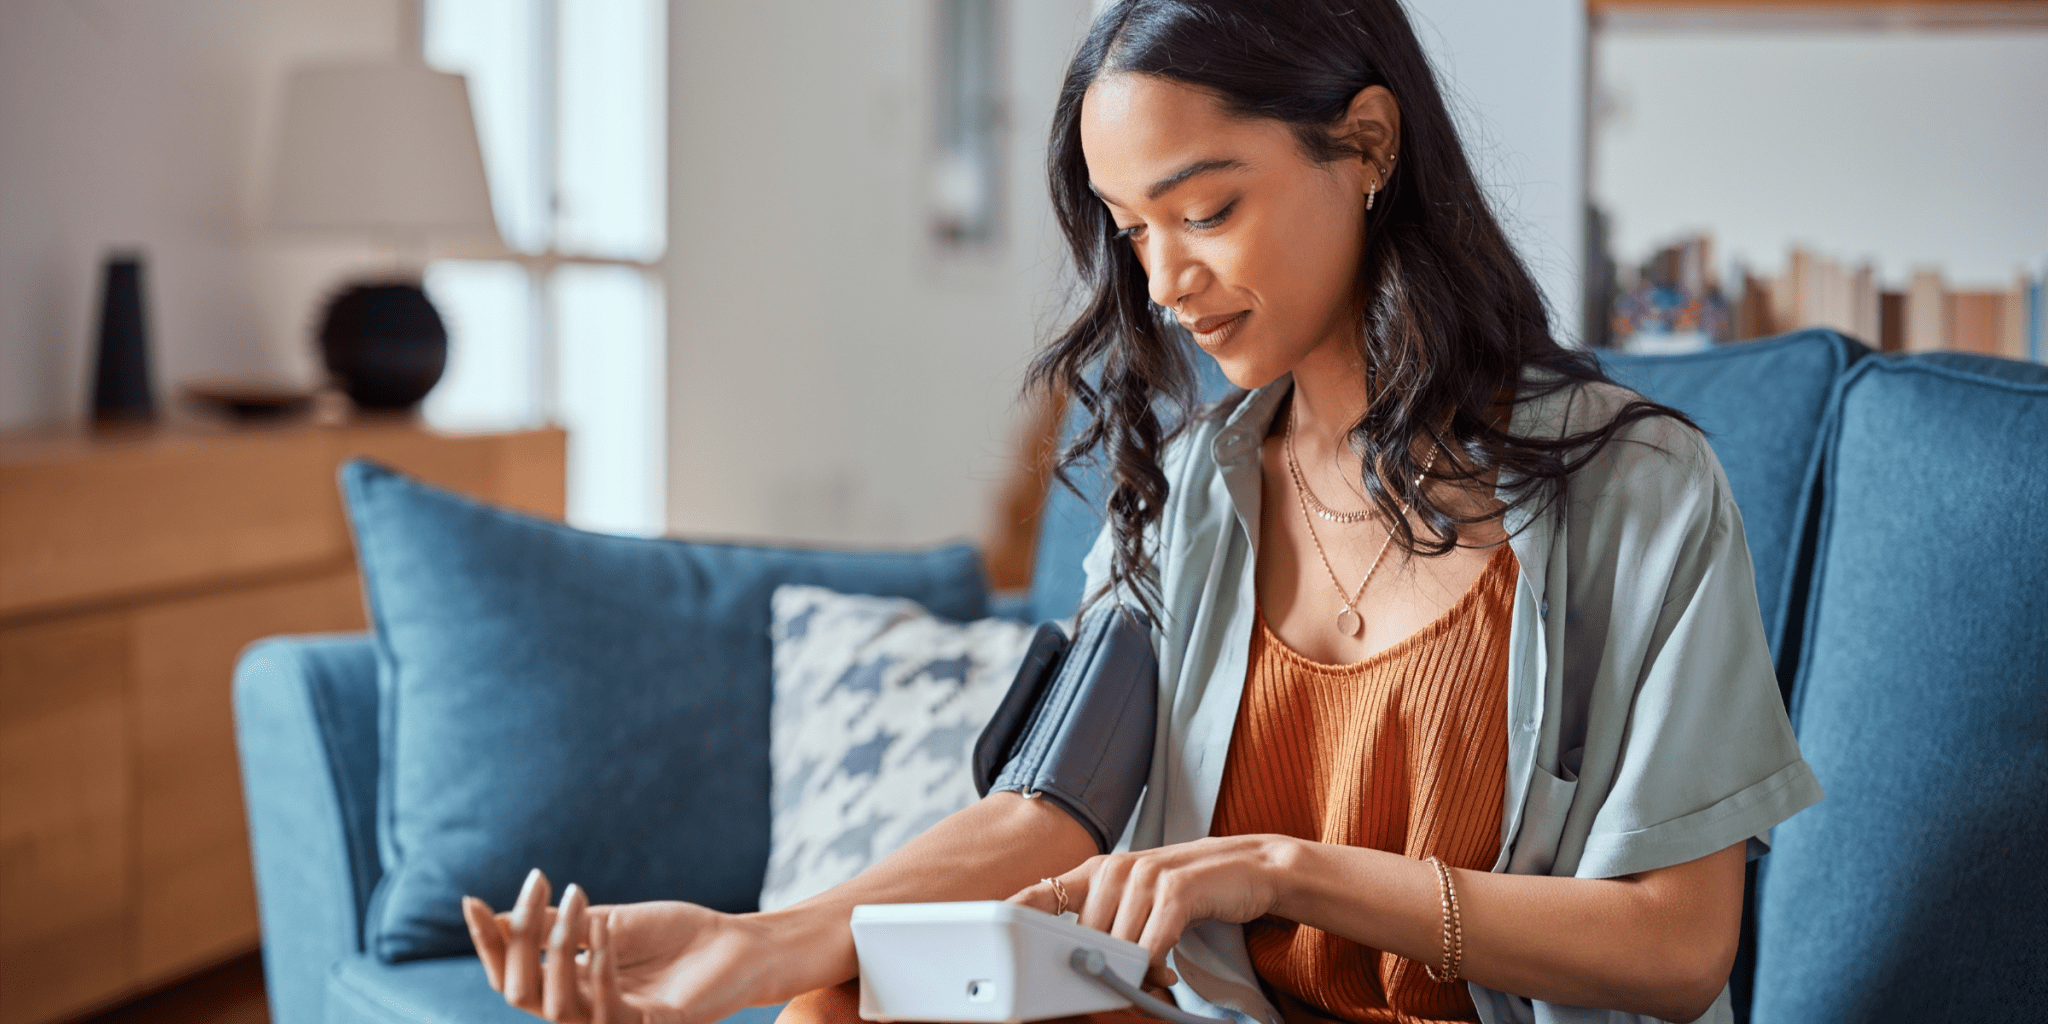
[{"xmin": 234, "ymin": 633, "xmax": 383, "ymax": 1024}]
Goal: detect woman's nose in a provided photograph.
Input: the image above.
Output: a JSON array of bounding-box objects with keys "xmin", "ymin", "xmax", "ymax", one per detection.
[{"xmin": 1143, "ymin": 237, "xmax": 1205, "ymax": 311}]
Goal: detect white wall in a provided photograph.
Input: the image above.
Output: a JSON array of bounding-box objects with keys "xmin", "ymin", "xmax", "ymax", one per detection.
[
  {"xmin": 663, "ymin": 0, "xmax": 1095, "ymax": 547},
  {"xmin": 662, "ymin": 0, "xmax": 1591, "ymax": 548},
  {"xmin": 1593, "ymin": 29, "xmax": 2048, "ymax": 286},
  {"xmin": 0, "ymin": 0, "xmax": 411, "ymax": 431},
  {"xmin": 1408, "ymin": 0, "xmax": 1589, "ymax": 342}
]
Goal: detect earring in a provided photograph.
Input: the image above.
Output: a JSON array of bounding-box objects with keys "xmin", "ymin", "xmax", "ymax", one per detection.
[{"xmin": 1367, "ymin": 178, "xmax": 1379, "ymax": 211}]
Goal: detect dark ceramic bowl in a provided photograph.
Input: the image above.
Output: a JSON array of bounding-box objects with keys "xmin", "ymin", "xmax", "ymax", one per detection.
[{"xmin": 318, "ymin": 282, "xmax": 448, "ymax": 409}]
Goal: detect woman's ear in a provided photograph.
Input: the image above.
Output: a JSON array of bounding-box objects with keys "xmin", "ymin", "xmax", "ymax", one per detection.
[{"xmin": 1342, "ymin": 85, "xmax": 1402, "ymax": 190}]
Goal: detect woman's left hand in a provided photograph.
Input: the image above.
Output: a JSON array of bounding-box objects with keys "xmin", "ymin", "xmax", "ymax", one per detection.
[{"xmin": 1007, "ymin": 835, "xmax": 1299, "ymax": 990}]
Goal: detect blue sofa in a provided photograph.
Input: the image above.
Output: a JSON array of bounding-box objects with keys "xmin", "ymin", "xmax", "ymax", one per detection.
[{"xmin": 236, "ymin": 330, "xmax": 2048, "ymax": 1024}]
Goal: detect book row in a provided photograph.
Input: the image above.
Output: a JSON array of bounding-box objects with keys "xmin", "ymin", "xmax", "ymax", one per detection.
[{"xmin": 1609, "ymin": 236, "xmax": 2045, "ymax": 361}]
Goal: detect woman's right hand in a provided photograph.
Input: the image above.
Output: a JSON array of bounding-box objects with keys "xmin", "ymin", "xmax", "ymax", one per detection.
[
  {"xmin": 460, "ymin": 795, "xmax": 1099, "ymax": 1022},
  {"xmin": 463, "ymin": 868, "xmax": 849, "ymax": 1024}
]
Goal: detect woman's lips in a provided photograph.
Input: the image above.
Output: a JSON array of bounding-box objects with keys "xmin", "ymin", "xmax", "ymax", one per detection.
[{"xmin": 1182, "ymin": 311, "xmax": 1249, "ymax": 348}]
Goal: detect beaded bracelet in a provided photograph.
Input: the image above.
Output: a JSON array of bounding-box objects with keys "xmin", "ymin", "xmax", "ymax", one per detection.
[{"xmin": 1424, "ymin": 856, "xmax": 1464, "ymax": 983}]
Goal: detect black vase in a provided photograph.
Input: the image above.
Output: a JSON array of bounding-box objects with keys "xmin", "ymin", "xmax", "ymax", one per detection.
[
  {"xmin": 318, "ymin": 282, "xmax": 449, "ymax": 410},
  {"xmin": 91, "ymin": 253, "xmax": 156, "ymax": 421}
]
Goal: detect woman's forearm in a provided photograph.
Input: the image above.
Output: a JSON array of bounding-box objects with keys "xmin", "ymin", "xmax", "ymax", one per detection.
[
  {"xmin": 765, "ymin": 792, "xmax": 1100, "ymax": 984},
  {"xmin": 1270, "ymin": 840, "xmax": 1745, "ymax": 1022}
]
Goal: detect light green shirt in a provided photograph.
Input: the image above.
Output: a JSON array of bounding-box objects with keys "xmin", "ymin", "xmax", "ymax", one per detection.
[{"xmin": 1081, "ymin": 372, "xmax": 1824, "ymax": 1024}]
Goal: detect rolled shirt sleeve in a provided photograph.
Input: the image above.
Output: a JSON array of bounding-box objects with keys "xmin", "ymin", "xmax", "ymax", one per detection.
[{"xmin": 1551, "ymin": 414, "xmax": 1824, "ymax": 880}]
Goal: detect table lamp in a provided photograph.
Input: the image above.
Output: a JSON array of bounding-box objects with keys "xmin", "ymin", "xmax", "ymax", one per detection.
[{"xmin": 268, "ymin": 58, "xmax": 500, "ymax": 410}]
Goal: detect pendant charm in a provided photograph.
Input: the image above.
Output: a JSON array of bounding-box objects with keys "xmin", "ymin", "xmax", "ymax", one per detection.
[{"xmin": 1336, "ymin": 607, "xmax": 1364, "ymax": 637}]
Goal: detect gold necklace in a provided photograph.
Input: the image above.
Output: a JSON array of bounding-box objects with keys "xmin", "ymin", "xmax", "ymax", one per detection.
[
  {"xmin": 1285, "ymin": 416, "xmax": 1376, "ymax": 523},
  {"xmin": 1286, "ymin": 405, "xmax": 1439, "ymax": 638}
]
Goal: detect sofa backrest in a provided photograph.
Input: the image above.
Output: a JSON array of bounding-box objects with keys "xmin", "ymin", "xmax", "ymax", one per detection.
[
  {"xmin": 1030, "ymin": 356, "xmax": 1236, "ymax": 623},
  {"xmin": 1598, "ymin": 329, "xmax": 1870, "ymax": 690},
  {"xmin": 1751, "ymin": 354, "xmax": 2048, "ymax": 1022},
  {"xmin": 1028, "ymin": 415, "xmax": 1110, "ymax": 624}
]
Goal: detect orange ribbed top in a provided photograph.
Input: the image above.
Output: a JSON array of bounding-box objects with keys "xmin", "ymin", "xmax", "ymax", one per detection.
[{"xmin": 1210, "ymin": 544, "xmax": 1517, "ymax": 1024}]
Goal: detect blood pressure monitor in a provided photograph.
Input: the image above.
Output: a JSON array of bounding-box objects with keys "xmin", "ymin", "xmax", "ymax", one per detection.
[{"xmin": 850, "ymin": 902, "xmax": 1229, "ymax": 1024}]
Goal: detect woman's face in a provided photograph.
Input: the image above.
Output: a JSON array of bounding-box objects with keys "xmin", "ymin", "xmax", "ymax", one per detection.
[{"xmin": 1079, "ymin": 73, "xmax": 1381, "ymax": 391}]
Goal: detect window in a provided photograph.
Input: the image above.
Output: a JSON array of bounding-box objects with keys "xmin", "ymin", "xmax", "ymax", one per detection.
[
  {"xmin": 420, "ymin": 0, "xmax": 667, "ymax": 536},
  {"xmin": 931, "ymin": 0, "xmax": 1004, "ymax": 248}
]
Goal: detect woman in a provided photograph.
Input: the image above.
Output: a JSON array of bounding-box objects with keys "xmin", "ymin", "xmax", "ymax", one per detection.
[{"xmin": 462, "ymin": 2, "xmax": 1820, "ymax": 1022}]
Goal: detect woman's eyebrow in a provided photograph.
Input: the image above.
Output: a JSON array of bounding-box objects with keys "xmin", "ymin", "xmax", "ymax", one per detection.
[{"xmin": 1089, "ymin": 157, "xmax": 1248, "ymax": 208}]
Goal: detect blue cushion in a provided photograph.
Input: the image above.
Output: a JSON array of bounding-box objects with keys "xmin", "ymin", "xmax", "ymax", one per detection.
[
  {"xmin": 1751, "ymin": 356, "xmax": 2048, "ymax": 1022},
  {"xmin": 324, "ymin": 954, "xmax": 784, "ymax": 1024},
  {"xmin": 343, "ymin": 460, "xmax": 991, "ymax": 961},
  {"xmin": 1598, "ymin": 329, "xmax": 1869, "ymax": 683}
]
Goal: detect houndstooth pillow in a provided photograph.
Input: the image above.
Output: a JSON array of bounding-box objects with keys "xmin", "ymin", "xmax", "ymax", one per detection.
[{"xmin": 759, "ymin": 584, "xmax": 1035, "ymax": 912}]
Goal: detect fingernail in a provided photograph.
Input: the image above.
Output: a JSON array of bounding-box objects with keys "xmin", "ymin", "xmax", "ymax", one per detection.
[
  {"xmin": 510, "ymin": 869, "xmax": 541, "ymax": 930},
  {"xmin": 549, "ymin": 885, "xmax": 580, "ymax": 945}
]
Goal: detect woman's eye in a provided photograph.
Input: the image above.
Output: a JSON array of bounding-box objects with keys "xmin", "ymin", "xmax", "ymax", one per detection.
[
  {"xmin": 1113, "ymin": 200, "xmax": 1233, "ymax": 242},
  {"xmin": 1188, "ymin": 201, "xmax": 1236, "ymax": 231}
]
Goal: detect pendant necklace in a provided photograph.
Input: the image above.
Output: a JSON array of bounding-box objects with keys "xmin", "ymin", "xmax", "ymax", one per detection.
[{"xmin": 1285, "ymin": 404, "xmax": 1439, "ymax": 638}]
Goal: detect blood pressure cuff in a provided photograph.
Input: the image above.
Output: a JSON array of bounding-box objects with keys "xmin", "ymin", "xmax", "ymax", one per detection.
[{"xmin": 972, "ymin": 603, "xmax": 1157, "ymax": 853}]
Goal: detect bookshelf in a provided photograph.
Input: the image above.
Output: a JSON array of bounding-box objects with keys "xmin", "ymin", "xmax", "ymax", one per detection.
[
  {"xmin": 1585, "ymin": 0, "xmax": 2048, "ymax": 356},
  {"xmin": 1590, "ymin": 0, "xmax": 2048, "ymax": 28},
  {"xmin": 1609, "ymin": 236, "xmax": 2044, "ymax": 357}
]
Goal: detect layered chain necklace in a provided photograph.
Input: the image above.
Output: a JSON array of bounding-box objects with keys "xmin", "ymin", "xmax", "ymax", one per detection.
[{"xmin": 1284, "ymin": 404, "xmax": 1439, "ymax": 638}]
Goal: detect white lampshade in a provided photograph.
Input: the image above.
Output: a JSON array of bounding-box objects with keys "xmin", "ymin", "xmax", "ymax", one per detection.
[{"xmin": 268, "ymin": 61, "xmax": 500, "ymax": 246}]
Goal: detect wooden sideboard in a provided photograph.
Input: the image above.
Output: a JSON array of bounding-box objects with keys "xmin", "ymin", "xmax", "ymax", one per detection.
[{"xmin": 0, "ymin": 418, "xmax": 565, "ymax": 1024}]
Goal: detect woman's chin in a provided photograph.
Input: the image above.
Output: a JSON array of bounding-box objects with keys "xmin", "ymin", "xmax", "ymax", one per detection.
[
  {"xmin": 1194, "ymin": 319, "xmax": 1296, "ymax": 392},
  {"xmin": 1206, "ymin": 351, "xmax": 1290, "ymax": 393}
]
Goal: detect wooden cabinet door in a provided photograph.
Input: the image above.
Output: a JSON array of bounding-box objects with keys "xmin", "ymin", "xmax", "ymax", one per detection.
[
  {"xmin": 0, "ymin": 614, "xmax": 133, "ymax": 1024},
  {"xmin": 129, "ymin": 569, "xmax": 366, "ymax": 983}
]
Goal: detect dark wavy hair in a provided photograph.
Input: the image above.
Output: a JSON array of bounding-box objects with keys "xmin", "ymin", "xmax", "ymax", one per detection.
[{"xmin": 1026, "ymin": 0, "xmax": 1692, "ymax": 618}]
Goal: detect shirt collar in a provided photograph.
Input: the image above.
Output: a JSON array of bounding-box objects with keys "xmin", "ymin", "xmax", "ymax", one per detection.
[{"xmin": 1207, "ymin": 373, "xmax": 1293, "ymax": 468}]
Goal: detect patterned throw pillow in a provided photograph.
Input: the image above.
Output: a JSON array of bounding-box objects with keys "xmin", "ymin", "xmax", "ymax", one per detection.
[{"xmin": 761, "ymin": 585, "xmax": 1036, "ymax": 912}]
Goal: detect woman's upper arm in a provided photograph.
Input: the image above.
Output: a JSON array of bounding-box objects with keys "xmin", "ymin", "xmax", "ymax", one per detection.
[{"xmin": 1623, "ymin": 841, "xmax": 1748, "ymax": 1000}]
